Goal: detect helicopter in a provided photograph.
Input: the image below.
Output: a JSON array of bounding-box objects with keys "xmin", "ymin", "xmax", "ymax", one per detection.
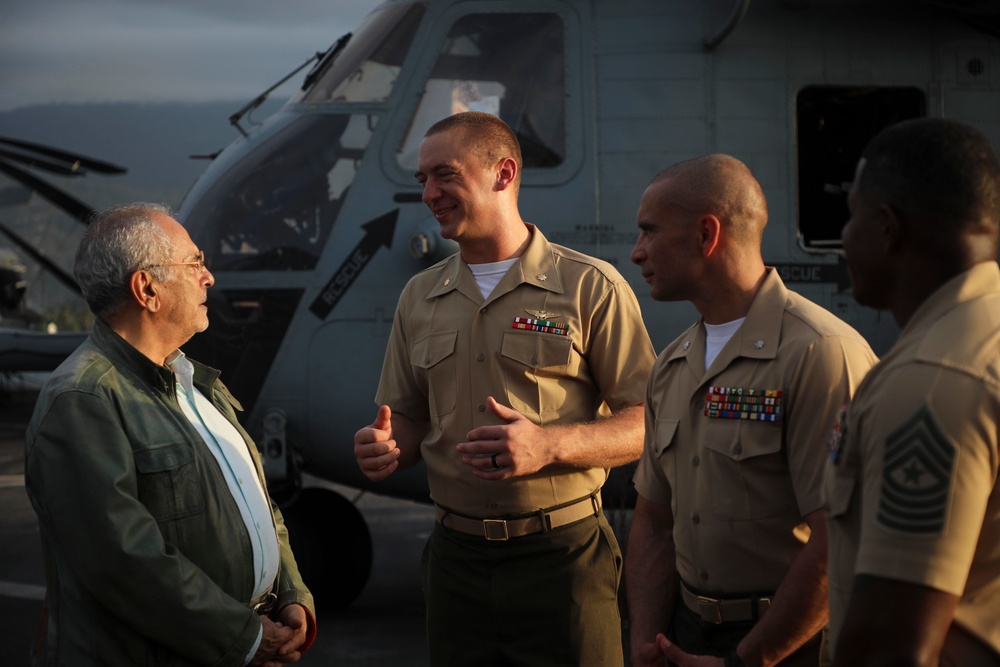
[{"xmin": 6, "ymin": 0, "xmax": 1000, "ymax": 611}]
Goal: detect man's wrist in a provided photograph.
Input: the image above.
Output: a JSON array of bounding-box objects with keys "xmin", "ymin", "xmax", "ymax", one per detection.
[{"xmin": 723, "ymin": 648, "xmax": 747, "ymax": 667}]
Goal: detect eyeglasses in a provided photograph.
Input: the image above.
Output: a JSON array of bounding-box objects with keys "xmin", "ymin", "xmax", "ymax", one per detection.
[{"xmin": 142, "ymin": 251, "xmax": 207, "ymax": 272}]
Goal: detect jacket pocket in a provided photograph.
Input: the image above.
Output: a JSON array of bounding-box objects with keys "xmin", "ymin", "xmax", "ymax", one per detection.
[
  {"xmin": 134, "ymin": 441, "xmax": 206, "ymax": 522},
  {"xmin": 411, "ymin": 330, "xmax": 458, "ymax": 417}
]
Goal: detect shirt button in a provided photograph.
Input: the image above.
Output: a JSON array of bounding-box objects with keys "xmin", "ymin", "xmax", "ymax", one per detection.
[
  {"xmin": 734, "ymin": 443, "xmax": 744, "ymax": 455},
  {"xmin": 477, "ymin": 353, "xmax": 485, "ymax": 362},
  {"xmin": 489, "ymin": 503, "xmax": 498, "ymax": 509},
  {"xmin": 692, "ymin": 514, "xmax": 700, "ymax": 525},
  {"xmin": 424, "ymin": 356, "xmax": 431, "ymax": 364},
  {"xmin": 480, "ymin": 307, "xmax": 487, "ymax": 314},
  {"xmin": 692, "ymin": 456, "xmax": 700, "ymax": 467},
  {"xmin": 531, "ymin": 356, "xmax": 538, "ymax": 365},
  {"xmin": 697, "ymin": 402, "xmax": 705, "ymax": 410},
  {"xmin": 700, "ymin": 569, "xmax": 710, "ymax": 582},
  {"xmin": 479, "ymin": 404, "xmax": 487, "ymax": 412}
]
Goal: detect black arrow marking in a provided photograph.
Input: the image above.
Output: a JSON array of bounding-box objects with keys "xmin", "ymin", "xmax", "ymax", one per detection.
[
  {"xmin": 770, "ymin": 258, "xmax": 851, "ymax": 292},
  {"xmin": 309, "ymin": 209, "xmax": 398, "ymax": 320}
]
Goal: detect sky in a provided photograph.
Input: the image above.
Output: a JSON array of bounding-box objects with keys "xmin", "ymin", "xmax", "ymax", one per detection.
[{"xmin": 0, "ymin": 0, "xmax": 381, "ymax": 111}]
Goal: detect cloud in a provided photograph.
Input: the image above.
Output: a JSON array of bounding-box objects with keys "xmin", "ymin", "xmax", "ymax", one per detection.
[{"xmin": 0, "ymin": 0, "xmax": 378, "ymax": 110}]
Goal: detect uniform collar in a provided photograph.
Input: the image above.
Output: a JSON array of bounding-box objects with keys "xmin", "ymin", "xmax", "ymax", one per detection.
[
  {"xmin": 425, "ymin": 224, "xmax": 564, "ymax": 300},
  {"xmin": 666, "ymin": 267, "xmax": 786, "ymax": 367},
  {"xmin": 898, "ymin": 261, "xmax": 1000, "ymax": 342}
]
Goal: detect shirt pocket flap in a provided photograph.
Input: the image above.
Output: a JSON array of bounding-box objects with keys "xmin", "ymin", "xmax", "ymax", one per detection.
[
  {"xmin": 653, "ymin": 418, "xmax": 680, "ymax": 457},
  {"xmin": 412, "ymin": 330, "xmax": 458, "ymax": 370},
  {"xmin": 134, "ymin": 442, "xmax": 195, "ymax": 473},
  {"xmin": 501, "ymin": 332, "xmax": 572, "ymax": 369},
  {"xmin": 703, "ymin": 420, "xmax": 781, "ymax": 461}
]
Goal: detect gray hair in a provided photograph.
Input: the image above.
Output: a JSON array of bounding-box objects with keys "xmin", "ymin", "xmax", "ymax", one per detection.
[{"xmin": 74, "ymin": 202, "xmax": 176, "ymax": 320}]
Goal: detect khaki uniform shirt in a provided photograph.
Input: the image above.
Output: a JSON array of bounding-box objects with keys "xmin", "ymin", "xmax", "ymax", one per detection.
[
  {"xmin": 376, "ymin": 224, "xmax": 655, "ymax": 517},
  {"xmin": 634, "ymin": 269, "xmax": 876, "ymax": 594},
  {"xmin": 826, "ymin": 262, "xmax": 1000, "ymax": 660}
]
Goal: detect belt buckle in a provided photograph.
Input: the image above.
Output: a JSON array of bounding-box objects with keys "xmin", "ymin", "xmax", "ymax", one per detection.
[
  {"xmin": 483, "ymin": 519, "xmax": 509, "ymax": 541},
  {"xmin": 252, "ymin": 592, "xmax": 277, "ymax": 615},
  {"xmin": 697, "ymin": 595, "xmax": 724, "ymax": 624}
]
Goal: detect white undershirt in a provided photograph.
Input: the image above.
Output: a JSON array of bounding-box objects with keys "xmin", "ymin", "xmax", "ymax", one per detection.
[
  {"xmin": 704, "ymin": 317, "xmax": 745, "ymax": 369},
  {"xmin": 469, "ymin": 258, "xmax": 518, "ymax": 299}
]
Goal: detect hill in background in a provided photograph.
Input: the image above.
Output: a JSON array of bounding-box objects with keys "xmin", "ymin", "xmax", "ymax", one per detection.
[{"xmin": 0, "ymin": 100, "xmax": 282, "ymax": 327}]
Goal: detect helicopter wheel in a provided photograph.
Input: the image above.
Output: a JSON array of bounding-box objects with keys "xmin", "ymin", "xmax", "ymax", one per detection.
[{"xmin": 280, "ymin": 487, "xmax": 373, "ymax": 612}]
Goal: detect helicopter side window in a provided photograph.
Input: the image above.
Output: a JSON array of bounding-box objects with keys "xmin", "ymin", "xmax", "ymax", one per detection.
[
  {"xmin": 297, "ymin": 3, "xmax": 426, "ymax": 105},
  {"xmin": 396, "ymin": 13, "xmax": 565, "ymax": 170},
  {"xmin": 796, "ymin": 86, "xmax": 925, "ymax": 249}
]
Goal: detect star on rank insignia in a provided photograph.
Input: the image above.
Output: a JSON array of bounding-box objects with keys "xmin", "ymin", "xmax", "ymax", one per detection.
[
  {"xmin": 754, "ymin": 339, "xmax": 765, "ymax": 349},
  {"xmin": 526, "ymin": 309, "xmax": 560, "ymax": 320},
  {"xmin": 443, "ymin": 278, "xmax": 451, "ymax": 286},
  {"xmin": 683, "ymin": 341, "xmax": 691, "ymax": 350},
  {"xmin": 536, "ymin": 274, "xmax": 548, "ymax": 281}
]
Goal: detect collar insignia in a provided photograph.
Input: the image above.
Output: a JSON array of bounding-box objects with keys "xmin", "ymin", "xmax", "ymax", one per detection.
[{"xmin": 754, "ymin": 339, "xmax": 765, "ymax": 350}]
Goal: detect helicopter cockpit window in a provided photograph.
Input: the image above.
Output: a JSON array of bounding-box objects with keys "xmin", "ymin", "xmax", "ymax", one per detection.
[
  {"xmin": 397, "ymin": 13, "xmax": 565, "ymax": 170},
  {"xmin": 296, "ymin": 3, "xmax": 426, "ymax": 104},
  {"xmin": 185, "ymin": 114, "xmax": 374, "ymax": 272},
  {"xmin": 796, "ymin": 86, "xmax": 924, "ymax": 249}
]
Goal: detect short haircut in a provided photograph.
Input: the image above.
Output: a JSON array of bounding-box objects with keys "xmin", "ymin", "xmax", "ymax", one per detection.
[
  {"xmin": 74, "ymin": 203, "xmax": 175, "ymax": 320},
  {"xmin": 650, "ymin": 153, "xmax": 769, "ymax": 243},
  {"xmin": 858, "ymin": 117, "xmax": 1000, "ymax": 237},
  {"xmin": 425, "ymin": 111, "xmax": 523, "ymax": 191}
]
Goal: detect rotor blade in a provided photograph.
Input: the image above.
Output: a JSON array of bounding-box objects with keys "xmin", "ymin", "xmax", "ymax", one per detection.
[
  {"xmin": 0, "ymin": 218, "xmax": 80, "ymax": 295},
  {"xmin": 0, "ymin": 135, "xmax": 126, "ymax": 175},
  {"xmin": 0, "ymin": 149, "xmax": 85, "ymax": 177},
  {"xmin": 0, "ymin": 160, "xmax": 95, "ymax": 223}
]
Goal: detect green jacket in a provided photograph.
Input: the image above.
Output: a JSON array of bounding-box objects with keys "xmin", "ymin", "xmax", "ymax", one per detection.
[{"xmin": 25, "ymin": 319, "xmax": 314, "ymax": 666}]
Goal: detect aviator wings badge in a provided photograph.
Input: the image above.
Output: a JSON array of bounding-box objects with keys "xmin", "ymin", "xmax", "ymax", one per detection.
[{"xmin": 525, "ymin": 309, "xmax": 561, "ymax": 320}]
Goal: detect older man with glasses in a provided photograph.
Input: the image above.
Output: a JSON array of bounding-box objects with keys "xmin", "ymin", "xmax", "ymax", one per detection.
[{"xmin": 25, "ymin": 202, "xmax": 316, "ymax": 667}]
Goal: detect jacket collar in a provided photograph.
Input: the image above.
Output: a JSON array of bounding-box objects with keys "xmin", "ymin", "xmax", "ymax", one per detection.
[{"xmin": 90, "ymin": 318, "xmax": 224, "ymax": 401}]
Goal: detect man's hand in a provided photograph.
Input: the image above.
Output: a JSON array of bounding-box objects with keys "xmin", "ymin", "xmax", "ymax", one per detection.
[
  {"xmin": 656, "ymin": 635, "xmax": 725, "ymax": 667},
  {"xmin": 354, "ymin": 405, "xmax": 400, "ymax": 481},
  {"xmin": 631, "ymin": 634, "xmax": 670, "ymax": 667},
  {"xmin": 251, "ymin": 613, "xmax": 300, "ymax": 666},
  {"xmin": 456, "ymin": 397, "xmax": 548, "ymax": 479}
]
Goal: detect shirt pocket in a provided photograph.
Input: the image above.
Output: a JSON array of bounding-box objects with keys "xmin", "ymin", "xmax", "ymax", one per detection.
[
  {"xmin": 702, "ymin": 420, "xmax": 793, "ymax": 520},
  {"xmin": 500, "ymin": 331, "xmax": 573, "ymax": 414},
  {"xmin": 134, "ymin": 441, "xmax": 206, "ymax": 522},
  {"xmin": 411, "ymin": 330, "xmax": 458, "ymax": 417}
]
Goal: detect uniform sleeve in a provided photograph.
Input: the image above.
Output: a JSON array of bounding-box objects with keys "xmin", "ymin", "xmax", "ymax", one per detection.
[
  {"xmin": 25, "ymin": 390, "xmax": 260, "ymax": 666},
  {"xmin": 785, "ymin": 334, "xmax": 877, "ymax": 516},
  {"xmin": 584, "ymin": 279, "xmax": 656, "ymax": 412},
  {"xmin": 374, "ymin": 287, "xmax": 430, "ymax": 422},
  {"xmin": 854, "ymin": 365, "xmax": 998, "ymax": 595},
  {"xmin": 632, "ymin": 355, "xmax": 674, "ymax": 506}
]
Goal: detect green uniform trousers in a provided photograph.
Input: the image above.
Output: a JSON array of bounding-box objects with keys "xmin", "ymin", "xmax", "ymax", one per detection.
[{"xmin": 422, "ymin": 512, "xmax": 624, "ymax": 666}]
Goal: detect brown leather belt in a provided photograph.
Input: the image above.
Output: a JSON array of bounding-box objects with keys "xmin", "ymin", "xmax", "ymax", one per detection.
[
  {"xmin": 680, "ymin": 581, "xmax": 771, "ymax": 624},
  {"xmin": 435, "ymin": 494, "xmax": 600, "ymax": 541}
]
